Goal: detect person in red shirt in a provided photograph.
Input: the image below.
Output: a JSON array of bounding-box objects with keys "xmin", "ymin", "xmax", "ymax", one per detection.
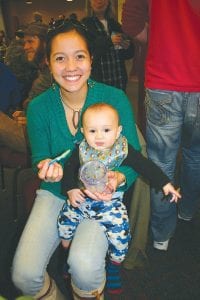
[{"xmin": 122, "ymin": 0, "xmax": 200, "ymax": 251}]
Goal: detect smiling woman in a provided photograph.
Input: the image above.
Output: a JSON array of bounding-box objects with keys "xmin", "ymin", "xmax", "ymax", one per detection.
[
  {"xmin": 11, "ymin": 18, "xmax": 140, "ymax": 300},
  {"xmin": 46, "ymin": 19, "xmax": 93, "ymax": 135}
]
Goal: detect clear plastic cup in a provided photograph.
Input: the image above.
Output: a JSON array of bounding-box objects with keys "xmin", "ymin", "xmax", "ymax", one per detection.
[
  {"xmin": 111, "ymin": 31, "xmax": 123, "ymax": 49},
  {"xmin": 79, "ymin": 160, "xmax": 107, "ymax": 193}
]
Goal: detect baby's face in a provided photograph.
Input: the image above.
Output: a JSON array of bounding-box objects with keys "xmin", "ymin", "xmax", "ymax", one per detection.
[{"xmin": 82, "ymin": 108, "xmax": 122, "ymax": 151}]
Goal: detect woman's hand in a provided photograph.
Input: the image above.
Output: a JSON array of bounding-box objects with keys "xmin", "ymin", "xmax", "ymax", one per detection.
[
  {"xmin": 67, "ymin": 189, "xmax": 86, "ymax": 207},
  {"xmin": 37, "ymin": 159, "xmax": 63, "ymax": 182},
  {"xmin": 84, "ymin": 170, "xmax": 125, "ymax": 202},
  {"xmin": 162, "ymin": 183, "xmax": 181, "ymax": 203},
  {"xmin": 111, "ymin": 32, "xmax": 122, "ymax": 46}
]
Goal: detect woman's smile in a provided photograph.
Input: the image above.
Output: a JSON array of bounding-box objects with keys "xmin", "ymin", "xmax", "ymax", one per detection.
[{"xmin": 62, "ymin": 74, "xmax": 81, "ymax": 82}]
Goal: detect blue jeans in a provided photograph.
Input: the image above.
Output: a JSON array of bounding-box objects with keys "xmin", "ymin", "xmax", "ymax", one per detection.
[
  {"xmin": 12, "ymin": 189, "xmax": 108, "ymax": 295},
  {"xmin": 145, "ymin": 89, "xmax": 200, "ymax": 242}
]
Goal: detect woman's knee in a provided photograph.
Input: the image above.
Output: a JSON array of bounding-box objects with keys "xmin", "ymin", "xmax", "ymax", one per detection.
[
  {"xmin": 12, "ymin": 262, "xmax": 43, "ymax": 295},
  {"xmin": 68, "ymin": 251, "xmax": 105, "ymax": 290},
  {"xmin": 68, "ymin": 249, "xmax": 103, "ymax": 278},
  {"xmin": 67, "ymin": 220, "xmax": 108, "ymax": 290}
]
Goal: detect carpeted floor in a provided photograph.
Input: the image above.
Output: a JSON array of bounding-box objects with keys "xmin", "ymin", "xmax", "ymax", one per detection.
[{"xmin": 120, "ymin": 213, "xmax": 200, "ymax": 300}]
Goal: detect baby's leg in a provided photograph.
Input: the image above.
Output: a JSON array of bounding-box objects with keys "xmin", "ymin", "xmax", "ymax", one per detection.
[
  {"xmin": 97, "ymin": 200, "xmax": 131, "ymax": 263},
  {"xmin": 96, "ymin": 200, "xmax": 131, "ymax": 295},
  {"xmin": 57, "ymin": 200, "xmax": 82, "ymax": 243},
  {"xmin": 61, "ymin": 239, "xmax": 71, "ymax": 248}
]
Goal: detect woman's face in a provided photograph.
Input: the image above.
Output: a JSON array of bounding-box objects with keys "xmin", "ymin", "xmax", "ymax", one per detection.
[
  {"xmin": 49, "ymin": 30, "xmax": 92, "ymax": 93},
  {"xmin": 90, "ymin": 0, "xmax": 109, "ymax": 14}
]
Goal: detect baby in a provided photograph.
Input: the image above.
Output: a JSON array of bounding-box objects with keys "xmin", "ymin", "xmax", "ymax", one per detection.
[{"xmin": 58, "ymin": 103, "xmax": 180, "ymax": 294}]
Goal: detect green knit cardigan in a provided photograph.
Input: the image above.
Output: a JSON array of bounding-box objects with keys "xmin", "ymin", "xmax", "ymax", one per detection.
[{"xmin": 27, "ymin": 79, "xmax": 141, "ymax": 199}]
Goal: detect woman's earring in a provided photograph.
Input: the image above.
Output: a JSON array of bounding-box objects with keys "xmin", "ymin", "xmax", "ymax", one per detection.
[
  {"xmin": 88, "ymin": 79, "xmax": 95, "ymax": 88},
  {"xmin": 51, "ymin": 73, "xmax": 56, "ymax": 90}
]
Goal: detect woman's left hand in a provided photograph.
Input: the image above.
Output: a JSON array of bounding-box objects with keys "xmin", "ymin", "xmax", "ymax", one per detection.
[{"xmin": 37, "ymin": 159, "xmax": 63, "ymax": 182}]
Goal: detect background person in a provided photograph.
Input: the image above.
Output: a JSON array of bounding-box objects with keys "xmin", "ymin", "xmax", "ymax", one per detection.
[
  {"xmin": 0, "ymin": 23, "xmax": 51, "ymax": 154},
  {"xmin": 5, "ymin": 28, "xmax": 38, "ymax": 103},
  {"xmin": 121, "ymin": 0, "xmax": 148, "ymax": 135},
  {"xmin": 122, "ymin": 0, "xmax": 200, "ymax": 251},
  {"xmin": 81, "ymin": 0, "xmax": 134, "ymax": 91},
  {"xmin": 31, "ymin": 11, "xmax": 44, "ymax": 25}
]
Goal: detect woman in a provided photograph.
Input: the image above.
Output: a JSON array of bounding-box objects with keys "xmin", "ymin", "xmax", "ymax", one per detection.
[
  {"xmin": 82, "ymin": 0, "xmax": 134, "ymax": 91},
  {"xmin": 12, "ymin": 19, "xmax": 140, "ymax": 299}
]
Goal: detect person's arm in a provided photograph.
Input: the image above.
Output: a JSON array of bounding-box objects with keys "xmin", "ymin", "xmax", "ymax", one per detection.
[
  {"xmin": 9, "ymin": 83, "xmax": 22, "ymax": 112},
  {"xmin": 118, "ymin": 35, "xmax": 135, "ymax": 60},
  {"xmin": 26, "ymin": 94, "xmax": 65, "ymax": 185},
  {"xmin": 123, "ymin": 144, "xmax": 169, "ymax": 188},
  {"xmin": 108, "ymin": 88, "xmax": 141, "ymax": 189},
  {"xmin": 123, "ymin": 144, "xmax": 181, "ymax": 202},
  {"xmin": 122, "ymin": 0, "xmax": 149, "ymax": 43},
  {"xmin": 27, "ymin": 99, "xmax": 53, "ymax": 169},
  {"xmin": 109, "ymin": 18, "xmax": 135, "ymax": 59}
]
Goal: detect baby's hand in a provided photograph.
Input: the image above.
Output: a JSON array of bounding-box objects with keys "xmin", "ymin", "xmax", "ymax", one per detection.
[
  {"xmin": 162, "ymin": 183, "xmax": 181, "ymax": 203},
  {"xmin": 67, "ymin": 189, "xmax": 85, "ymax": 207}
]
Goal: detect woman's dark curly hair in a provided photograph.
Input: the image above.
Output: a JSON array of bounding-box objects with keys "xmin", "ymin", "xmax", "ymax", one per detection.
[{"xmin": 46, "ymin": 18, "xmax": 94, "ymax": 62}]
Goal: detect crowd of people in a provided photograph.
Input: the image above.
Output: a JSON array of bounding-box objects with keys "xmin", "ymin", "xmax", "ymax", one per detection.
[{"xmin": 0, "ymin": 0, "xmax": 199, "ymax": 299}]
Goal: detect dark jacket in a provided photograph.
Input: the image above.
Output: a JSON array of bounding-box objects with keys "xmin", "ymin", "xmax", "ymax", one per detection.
[{"xmin": 82, "ymin": 16, "xmax": 134, "ymax": 91}]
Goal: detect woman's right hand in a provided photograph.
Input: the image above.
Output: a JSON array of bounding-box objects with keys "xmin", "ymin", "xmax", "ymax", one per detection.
[{"xmin": 37, "ymin": 159, "xmax": 63, "ymax": 182}]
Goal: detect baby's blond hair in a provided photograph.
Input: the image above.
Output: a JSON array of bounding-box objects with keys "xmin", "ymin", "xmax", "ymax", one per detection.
[{"xmin": 82, "ymin": 103, "xmax": 119, "ymax": 126}]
